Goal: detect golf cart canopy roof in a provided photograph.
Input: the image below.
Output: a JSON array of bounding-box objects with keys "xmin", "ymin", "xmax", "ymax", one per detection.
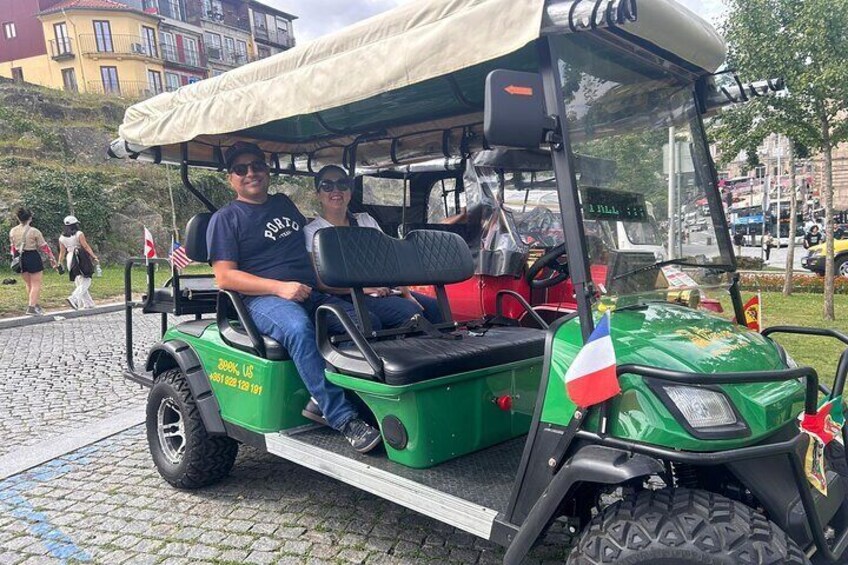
[{"xmin": 110, "ymin": 0, "xmax": 726, "ymax": 170}]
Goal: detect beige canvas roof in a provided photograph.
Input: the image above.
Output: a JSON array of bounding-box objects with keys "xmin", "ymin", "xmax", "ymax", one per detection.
[{"xmin": 114, "ymin": 0, "xmax": 726, "ymax": 159}]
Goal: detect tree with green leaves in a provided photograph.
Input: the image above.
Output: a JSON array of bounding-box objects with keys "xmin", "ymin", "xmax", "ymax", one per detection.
[{"xmin": 716, "ymin": 0, "xmax": 848, "ymax": 319}]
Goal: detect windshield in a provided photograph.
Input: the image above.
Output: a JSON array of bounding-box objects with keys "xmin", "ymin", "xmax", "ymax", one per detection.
[{"xmin": 549, "ymin": 34, "xmax": 734, "ymax": 300}]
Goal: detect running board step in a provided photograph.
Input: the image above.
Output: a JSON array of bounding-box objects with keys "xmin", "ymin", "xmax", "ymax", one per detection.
[{"xmin": 265, "ymin": 431, "xmax": 500, "ymax": 539}]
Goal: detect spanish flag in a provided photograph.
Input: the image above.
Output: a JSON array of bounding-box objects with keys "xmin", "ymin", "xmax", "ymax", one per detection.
[{"xmin": 743, "ymin": 294, "xmax": 761, "ymax": 332}]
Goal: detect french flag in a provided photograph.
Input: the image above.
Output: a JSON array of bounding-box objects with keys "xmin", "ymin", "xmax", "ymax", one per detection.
[{"xmin": 564, "ymin": 312, "xmax": 620, "ymax": 408}]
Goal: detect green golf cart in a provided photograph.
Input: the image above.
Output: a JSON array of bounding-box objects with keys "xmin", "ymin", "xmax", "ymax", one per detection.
[{"xmin": 112, "ymin": 1, "xmax": 848, "ymax": 562}]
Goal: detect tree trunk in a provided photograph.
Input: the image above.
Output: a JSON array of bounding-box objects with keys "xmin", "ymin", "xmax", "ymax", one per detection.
[
  {"xmin": 783, "ymin": 140, "xmax": 797, "ymax": 295},
  {"xmin": 822, "ymin": 115, "xmax": 836, "ymax": 320}
]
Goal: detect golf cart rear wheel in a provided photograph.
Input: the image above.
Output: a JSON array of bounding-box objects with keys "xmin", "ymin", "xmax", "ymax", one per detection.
[
  {"xmin": 146, "ymin": 367, "xmax": 238, "ymax": 489},
  {"xmin": 568, "ymin": 488, "xmax": 809, "ymax": 565}
]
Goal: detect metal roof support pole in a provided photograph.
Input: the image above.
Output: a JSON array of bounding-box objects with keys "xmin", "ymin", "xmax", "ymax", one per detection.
[
  {"xmin": 537, "ymin": 37, "xmax": 595, "ymax": 341},
  {"xmin": 180, "ymin": 142, "xmax": 218, "ymax": 213}
]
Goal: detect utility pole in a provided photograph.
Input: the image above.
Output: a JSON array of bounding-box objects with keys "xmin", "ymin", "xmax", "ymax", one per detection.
[
  {"xmin": 776, "ymin": 134, "xmax": 782, "ymax": 244},
  {"xmin": 667, "ymin": 127, "xmax": 676, "ymax": 260}
]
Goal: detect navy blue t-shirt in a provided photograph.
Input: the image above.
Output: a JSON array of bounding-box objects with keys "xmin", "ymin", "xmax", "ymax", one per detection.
[{"xmin": 206, "ymin": 193, "xmax": 317, "ymax": 286}]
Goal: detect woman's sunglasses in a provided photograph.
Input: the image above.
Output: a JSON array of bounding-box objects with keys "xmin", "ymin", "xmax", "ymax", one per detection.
[
  {"xmin": 318, "ymin": 179, "xmax": 352, "ymax": 192},
  {"xmin": 230, "ymin": 160, "xmax": 269, "ymax": 176}
]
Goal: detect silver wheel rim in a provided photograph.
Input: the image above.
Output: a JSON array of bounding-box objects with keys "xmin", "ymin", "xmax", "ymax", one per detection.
[
  {"xmin": 840, "ymin": 262, "xmax": 848, "ymax": 277},
  {"xmin": 157, "ymin": 397, "xmax": 186, "ymax": 465}
]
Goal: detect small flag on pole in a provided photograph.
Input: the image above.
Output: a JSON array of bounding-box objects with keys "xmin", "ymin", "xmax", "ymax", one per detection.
[
  {"xmin": 143, "ymin": 227, "xmax": 157, "ymax": 259},
  {"xmin": 169, "ymin": 241, "xmax": 191, "ymax": 271},
  {"xmin": 743, "ymin": 295, "xmax": 760, "ymax": 332},
  {"xmin": 564, "ymin": 312, "xmax": 620, "ymax": 408},
  {"xmin": 799, "ymin": 396, "xmax": 846, "ymax": 495}
]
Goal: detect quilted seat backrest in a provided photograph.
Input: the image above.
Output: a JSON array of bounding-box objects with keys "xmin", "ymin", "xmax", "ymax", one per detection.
[
  {"xmin": 312, "ymin": 227, "xmax": 473, "ymax": 288},
  {"xmin": 184, "ymin": 213, "xmax": 212, "ymax": 262}
]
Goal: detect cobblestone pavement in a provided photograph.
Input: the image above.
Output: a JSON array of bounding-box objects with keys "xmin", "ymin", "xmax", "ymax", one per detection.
[
  {"xmin": 0, "ymin": 427, "xmax": 573, "ymax": 564},
  {"xmin": 0, "ymin": 311, "xmax": 167, "ymax": 458},
  {"xmin": 1, "ymin": 313, "xmax": 575, "ymax": 563}
]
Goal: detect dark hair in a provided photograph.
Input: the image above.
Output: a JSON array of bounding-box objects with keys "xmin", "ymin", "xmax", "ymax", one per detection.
[
  {"xmin": 15, "ymin": 208, "xmax": 32, "ymax": 224},
  {"xmin": 314, "ymin": 165, "xmax": 350, "ymax": 190},
  {"xmin": 224, "ymin": 141, "xmax": 265, "ymax": 171},
  {"xmin": 63, "ymin": 223, "xmax": 80, "ymax": 237}
]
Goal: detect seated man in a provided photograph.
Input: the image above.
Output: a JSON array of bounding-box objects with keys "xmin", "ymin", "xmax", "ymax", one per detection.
[
  {"xmin": 207, "ymin": 142, "xmax": 381, "ymax": 453},
  {"xmin": 304, "ymin": 165, "xmax": 442, "ymax": 325}
]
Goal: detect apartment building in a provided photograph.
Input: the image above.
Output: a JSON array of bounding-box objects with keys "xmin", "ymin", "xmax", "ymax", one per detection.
[
  {"xmin": 0, "ymin": 0, "xmax": 167, "ymax": 98},
  {"xmin": 138, "ymin": 0, "xmax": 207, "ymax": 90},
  {"xmin": 0, "ymin": 0, "xmax": 295, "ymax": 97},
  {"xmin": 248, "ymin": 0, "xmax": 295, "ymax": 60}
]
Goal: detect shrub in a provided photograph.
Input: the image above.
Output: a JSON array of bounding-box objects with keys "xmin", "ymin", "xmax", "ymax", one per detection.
[{"xmin": 739, "ymin": 272, "xmax": 848, "ymax": 294}]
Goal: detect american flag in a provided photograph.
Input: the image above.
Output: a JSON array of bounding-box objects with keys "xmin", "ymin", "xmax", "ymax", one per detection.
[{"xmin": 169, "ymin": 241, "xmax": 191, "ymax": 271}]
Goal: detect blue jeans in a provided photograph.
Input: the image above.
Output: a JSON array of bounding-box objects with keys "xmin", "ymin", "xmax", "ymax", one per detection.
[
  {"xmin": 410, "ymin": 291, "xmax": 443, "ymax": 324},
  {"xmin": 245, "ymin": 291, "xmax": 372, "ymax": 430},
  {"xmin": 355, "ymin": 291, "xmax": 442, "ymax": 328}
]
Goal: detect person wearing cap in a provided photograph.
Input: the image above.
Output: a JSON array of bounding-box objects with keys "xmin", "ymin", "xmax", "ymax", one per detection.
[
  {"xmin": 8, "ymin": 208, "xmax": 57, "ymax": 316},
  {"xmin": 304, "ymin": 165, "xmax": 443, "ymax": 326},
  {"xmin": 57, "ymin": 215, "xmax": 99, "ymax": 310},
  {"xmin": 206, "ymin": 141, "xmax": 383, "ymax": 454}
]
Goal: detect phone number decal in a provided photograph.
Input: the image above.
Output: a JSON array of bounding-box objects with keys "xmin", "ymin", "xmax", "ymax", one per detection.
[{"xmin": 211, "ymin": 358, "xmax": 261, "ymax": 396}]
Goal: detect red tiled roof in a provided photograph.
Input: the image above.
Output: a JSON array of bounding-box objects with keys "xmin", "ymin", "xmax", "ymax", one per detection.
[{"xmin": 40, "ymin": 0, "xmax": 148, "ymax": 15}]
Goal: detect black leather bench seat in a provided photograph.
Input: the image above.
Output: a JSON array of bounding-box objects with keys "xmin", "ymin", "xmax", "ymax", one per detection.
[
  {"xmin": 334, "ymin": 326, "xmax": 546, "ymax": 385},
  {"xmin": 150, "ymin": 276, "xmax": 217, "ymax": 302}
]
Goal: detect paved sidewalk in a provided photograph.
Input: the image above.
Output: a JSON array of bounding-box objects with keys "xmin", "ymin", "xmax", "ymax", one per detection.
[
  {"xmin": 0, "ymin": 311, "xmax": 165, "ymax": 458},
  {"xmin": 0, "ymin": 427, "xmax": 572, "ymax": 564},
  {"xmin": 0, "ymin": 307, "xmax": 575, "ymax": 563}
]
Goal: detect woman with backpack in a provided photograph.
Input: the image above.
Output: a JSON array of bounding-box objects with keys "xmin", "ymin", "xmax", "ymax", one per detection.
[
  {"xmin": 57, "ymin": 215, "xmax": 99, "ymax": 310},
  {"xmin": 8, "ymin": 208, "xmax": 57, "ymax": 316}
]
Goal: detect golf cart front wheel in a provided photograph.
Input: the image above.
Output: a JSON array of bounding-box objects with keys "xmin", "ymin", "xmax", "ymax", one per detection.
[
  {"xmin": 567, "ymin": 488, "xmax": 809, "ymax": 565},
  {"xmin": 146, "ymin": 367, "xmax": 238, "ymax": 489}
]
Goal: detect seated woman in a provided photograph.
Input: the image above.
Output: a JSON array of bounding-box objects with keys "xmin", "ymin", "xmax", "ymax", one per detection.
[{"xmin": 304, "ymin": 165, "xmax": 442, "ymax": 326}]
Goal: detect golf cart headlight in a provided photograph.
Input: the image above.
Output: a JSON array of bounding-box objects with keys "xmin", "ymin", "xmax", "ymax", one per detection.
[{"xmin": 663, "ymin": 386, "xmax": 737, "ymax": 428}]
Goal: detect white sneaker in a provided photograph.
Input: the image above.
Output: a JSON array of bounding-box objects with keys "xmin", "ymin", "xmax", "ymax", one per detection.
[{"xmin": 65, "ymin": 297, "xmax": 79, "ymax": 310}]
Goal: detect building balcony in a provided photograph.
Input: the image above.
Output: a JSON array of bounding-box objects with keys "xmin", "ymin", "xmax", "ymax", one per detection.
[
  {"xmin": 161, "ymin": 44, "xmax": 206, "ymax": 69},
  {"xmin": 143, "ymin": 0, "xmax": 190, "ymax": 23},
  {"xmin": 78, "ymin": 34, "xmax": 162, "ymax": 60},
  {"xmin": 48, "ymin": 38, "xmax": 75, "ymax": 61},
  {"xmin": 201, "ymin": 9, "xmax": 251, "ymax": 32},
  {"xmin": 205, "ymin": 47, "xmax": 251, "ymax": 67},
  {"xmin": 86, "ymin": 80, "xmax": 163, "ymax": 99},
  {"xmin": 253, "ymin": 27, "xmax": 295, "ymax": 49}
]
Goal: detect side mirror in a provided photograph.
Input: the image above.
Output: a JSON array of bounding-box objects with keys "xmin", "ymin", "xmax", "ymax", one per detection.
[{"xmin": 484, "ymin": 70, "xmax": 554, "ymax": 149}]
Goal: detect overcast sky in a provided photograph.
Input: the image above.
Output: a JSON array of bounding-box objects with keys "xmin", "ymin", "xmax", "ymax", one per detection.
[{"xmin": 265, "ymin": 0, "xmax": 727, "ymax": 43}]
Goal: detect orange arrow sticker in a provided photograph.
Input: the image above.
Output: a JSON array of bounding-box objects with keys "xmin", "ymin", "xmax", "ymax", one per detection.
[{"xmin": 504, "ymin": 85, "xmax": 534, "ymax": 96}]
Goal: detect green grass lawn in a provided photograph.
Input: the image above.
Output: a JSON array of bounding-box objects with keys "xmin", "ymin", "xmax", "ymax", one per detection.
[
  {"xmin": 725, "ymin": 291, "xmax": 848, "ymax": 384},
  {"xmin": 0, "ymin": 264, "xmax": 212, "ymax": 318},
  {"xmin": 2, "ymin": 265, "xmax": 846, "ymax": 388}
]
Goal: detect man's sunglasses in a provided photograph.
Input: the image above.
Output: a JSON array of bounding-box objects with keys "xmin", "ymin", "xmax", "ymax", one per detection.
[
  {"xmin": 318, "ymin": 179, "xmax": 352, "ymax": 192},
  {"xmin": 230, "ymin": 160, "xmax": 269, "ymax": 176}
]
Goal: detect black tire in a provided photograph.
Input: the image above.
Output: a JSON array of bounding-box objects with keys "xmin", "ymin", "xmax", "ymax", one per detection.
[
  {"xmin": 146, "ymin": 367, "xmax": 238, "ymax": 489},
  {"xmin": 567, "ymin": 488, "xmax": 809, "ymax": 565},
  {"xmin": 836, "ymin": 256, "xmax": 848, "ymax": 278}
]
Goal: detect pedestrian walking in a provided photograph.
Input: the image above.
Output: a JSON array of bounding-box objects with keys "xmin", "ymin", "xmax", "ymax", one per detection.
[
  {"xmin": 57, "ymin": 215, "xmax": 99, "ymax": 310},
  {"xmin": 8, "ymin": 208, "xmax": 57, "ymax": 316},
  {"xmin": 762, "ymin": 232, "xmax": 775, "ymax": 261}
]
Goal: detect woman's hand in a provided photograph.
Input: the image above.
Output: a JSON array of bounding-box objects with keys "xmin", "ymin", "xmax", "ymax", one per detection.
[{"xmin": 364, "ymin": 287, "xmax": 391, "ymax": 297}]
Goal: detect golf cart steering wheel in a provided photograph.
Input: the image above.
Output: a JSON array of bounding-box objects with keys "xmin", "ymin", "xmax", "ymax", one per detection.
[{"xmin": 526, "ymin": 243, "xmax": 570, "ymax": 289}]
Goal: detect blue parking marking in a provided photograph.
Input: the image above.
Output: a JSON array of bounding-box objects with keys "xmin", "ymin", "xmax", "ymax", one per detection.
[{"xmin": 0, "ymin": 452, "xmax": 96, "ymax": 562}]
